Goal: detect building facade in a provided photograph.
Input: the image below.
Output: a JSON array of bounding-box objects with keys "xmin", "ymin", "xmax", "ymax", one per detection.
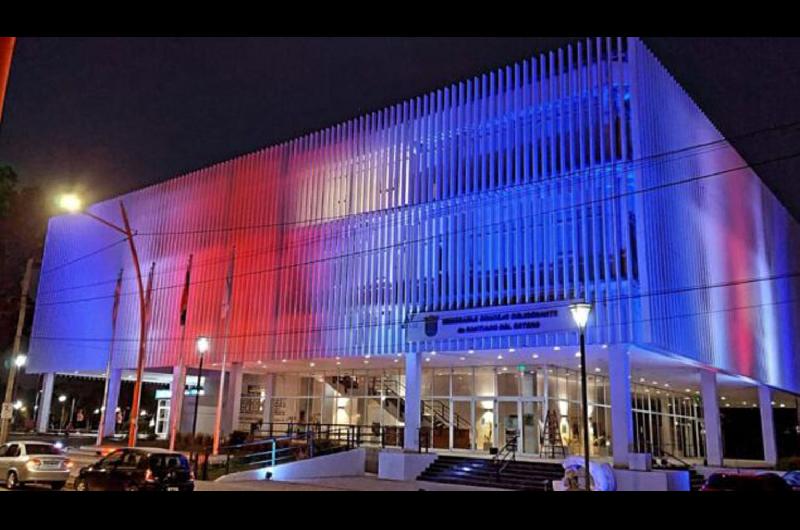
[{"xmin": 28, "ymin": 37, "xmax": 800, "ymax": 466}]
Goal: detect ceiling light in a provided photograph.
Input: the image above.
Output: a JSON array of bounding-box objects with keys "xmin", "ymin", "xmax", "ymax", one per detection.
[
  {"xmin": 532, "ymin": 354, "xmax": 539, "ymax": 359},
  {"xmin": 553, "ymin": 346, "xmax": 561, "ymax": 351}
]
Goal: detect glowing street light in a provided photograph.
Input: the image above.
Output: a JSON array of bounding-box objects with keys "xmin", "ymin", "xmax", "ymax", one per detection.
[
  {"xmin": 13, "ymin": 354, "xmax": 26, "ymax": 368},
  {"xmin": 12, "ymin": 400, "xmax": 22, "ymax": 410},
  {"xmin": 57, "ymin": 193, "xmax": 82, "ymax": 213},
  {"xmin": 57, "ymin": 192, "xmax": 148, "ymax": 447},
  {"xmin": 58, "ymin": 394, "xmax": 67, "ymax": 403},
  {"xmin": 191, "ymin": 336, "xmax": 210, "ymax": 439},
  {"xmin": 569, "ymin": 301, "xmax": 593, "ymax": 491}
]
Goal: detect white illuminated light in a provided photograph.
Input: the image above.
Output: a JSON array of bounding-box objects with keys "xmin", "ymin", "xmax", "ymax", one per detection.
[
  {"xmin": 425, "ymin": 358, "xmax": 431, "ymax": 363},
  {"xmin": 639, "ymin": 378, "xmax": 646, "ymax": 383},
  {"xmin": 532, "ymin": 354, "xmax": 539, "ymax": 359},
  {"xmin": 58, "ymin": 193, "xmax": 83, "ymax": 213},
  {"xmin": 468, "ymin": 350, "xmax": 474, "ymax": 355},
  {"xmin": 393, "ymin": 359, "xmax": 399, "ymax": 363},
  {"xmin": 569, "ymin": 302, "xmax": 592, "ymax": 330},
  {"xmin": 14, "ymin": 354, "xmax": 27, "ymax": 368},
  {"xmin": 58, "ymin": 395, "xmax": 67, "ymax": 403},
  {"xmin": 336, "ymin": 361, "xmax": 341, "ymax": 366},
  {"xmin": 601, "ymin": 344, "xmax": 608, "ymax": 349},
  {"xmin": 459, "ymin": 357, "xmax": 466, "ymax": 361},
  {"xmin": 508, "ymin": 348, "xmax": 515, "ymax": 353},
  {"xmin": 430, "ymin": 351, "xmax": 436, "ymax": 356},
  {"xmin": 281, "ymin": 359, "xmax": 287, "ymax": 363},
  {"xmin": 594, "ymin": 368, "xmax": 601, "ymax": 373},
  {"xmin": 196, "ymin": 336, "xmax": 210, "ymax": 355},
  {"xmin": 553, "ymin": 346, "xmax": 561, "ymax": 351},
  {"xmin": 497, "ymin": 354, "xmax": 503, "ymax": 360},
  {"xmin": 13, "ymin": 400, "xmax": 23, "ymax": 410},
  {"xmin": 574, "ymin": 352, "xmax": 581, "ymax": 358},
  {"xmin": 309, "ymin": 362, "xmax": 316, "ymax": 368}
]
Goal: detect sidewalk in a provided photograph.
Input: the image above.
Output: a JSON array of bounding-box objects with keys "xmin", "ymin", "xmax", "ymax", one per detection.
[{"xmin": 199, "ymin": 473, "xmax": 507, "ymax": 491}]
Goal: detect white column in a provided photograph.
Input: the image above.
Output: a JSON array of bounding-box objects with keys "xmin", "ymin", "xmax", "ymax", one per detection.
[
  {"xmin": 168, "ymin": 364, "xmax": 186, "ymax": 441},
  {"xmin": 758, "ymin": 385, "xmax": 778, "ymax": 465},
  {"xmin": 700, "ymin": 370, "xmax": 723, "ymax": 466},
  {"xmin": 103, "ymin": 369, "xmax": 123, "ymax": 437},
  {"xmin": 223, "ymin": 363, "xmax": 244, "ymax": 434},
  {"xmin": 261, "ymin": 373, "xmax": 275, "ymax": 426},
  {"xmin": 36, "ymin": 373, "xmax": 55, "ymax": 433},
  {"xmin": 403, "ymin": 352, "xmax": 422, "ymax": 451},
  {"xmin": 609, "ymin": 348, "xmax": 633, "ymax": 468}
]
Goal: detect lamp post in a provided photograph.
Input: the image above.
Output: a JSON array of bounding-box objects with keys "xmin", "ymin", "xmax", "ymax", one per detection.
[
  {"xmin": 58, "ymin": 394, "xmax": 67, "ymax": 431},
  {"xmin": 569, "ymin": 302, "xmax": 592, "ymax": 491},
  {"xmin": 58, "ymin": 194, "xmax": 148, "ymax": 447},
  {"xmin": 191, "ymin": 337, "xmax": 209, "ymax": 439}
]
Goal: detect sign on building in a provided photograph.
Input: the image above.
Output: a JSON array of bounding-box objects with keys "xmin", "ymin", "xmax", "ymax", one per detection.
[{"xmin": 406, "ymin": 301, "xmax": 578, "ymax": 342}]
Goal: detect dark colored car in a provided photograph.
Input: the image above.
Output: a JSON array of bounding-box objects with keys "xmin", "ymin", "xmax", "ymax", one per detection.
[
  {"xmin": 75, "ymin": 448, "xmax": 194, "ymax": 491},
  {"xmin": 700, "ymin": 472, "xmax": 793, "ymax": 492}
]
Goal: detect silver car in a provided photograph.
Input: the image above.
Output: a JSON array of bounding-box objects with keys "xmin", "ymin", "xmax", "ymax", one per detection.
[{"xmin": 0, "ymin": 441, "xmax": 73, "ymax": 490}]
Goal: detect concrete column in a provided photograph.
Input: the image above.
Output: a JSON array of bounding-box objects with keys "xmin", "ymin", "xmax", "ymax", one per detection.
[
  {"xmin": 609, "ymin": 348, "xmax": 633, "ymax": 468},
  {"xmin": 700, "ymin": 370, "xmax": 723, "ymax": 466},
  {"xmin": 36, "ymin": 373, "xmax": 55, "ymax": 433},
  {"xmin": 223, "ymin": 363, "xmax": 244, "ymax": 434},
  {"xmin": 261, "ymin": 373, "xmax": 275, "ymax": 425},
  {"xmin": 403, "ymin": 352, "xmax": 422, "ymax": 451},
  {"xmin": 103, "ymin": 369, "xmax": 123, "ymax": 437},
  {"xmin": 168, "ymin": 364, "xmax": 186, "ymax": 439},
  {"xmin": 758, "ymin": 385, "xmax": 778, "ymax": 466}
]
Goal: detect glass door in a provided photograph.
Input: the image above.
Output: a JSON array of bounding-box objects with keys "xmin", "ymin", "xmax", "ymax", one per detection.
[
  {"xmin": 496, "ymin": 400, "xmax": 520, "ymax": 450},
  {"xmin": 474, "ymin": 400, "xmax": 495, "ymax": 451},
  {"xmin": 452, "ymin": 400, "xmax": 473, "ymax": 450},
  {"xmin": 521, "ymin": 401, "xmax": 543, "ymax": 454}
]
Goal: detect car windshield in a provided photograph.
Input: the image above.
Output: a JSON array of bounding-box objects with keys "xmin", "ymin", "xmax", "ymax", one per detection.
[
  {"xmin": 150, "ymin": 454, "xmax": 190, "ymax": 470},
  {"xmin": 25, "ymin": 444, "xmax": 63, "ymax": 455}
]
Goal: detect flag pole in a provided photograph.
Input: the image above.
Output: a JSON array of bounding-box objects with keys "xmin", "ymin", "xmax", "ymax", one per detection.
[
  {"xmin": 169, "ymin": 254, "xmax": 193, "ymax": 451},
  {"xmin": 97, "ymin": 268, "xmax": 123, "ymax": 446},
  {"xmin": 212, "ymin": 247, "xmax": 236, "ymax": 455}
]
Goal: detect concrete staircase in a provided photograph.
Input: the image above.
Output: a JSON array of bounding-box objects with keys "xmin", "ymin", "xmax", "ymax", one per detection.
[{"xmin": 417, "ymin": 455, "xmax": 563, "ymax": 491}]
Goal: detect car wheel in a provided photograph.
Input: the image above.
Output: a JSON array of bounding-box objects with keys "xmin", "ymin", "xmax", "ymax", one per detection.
[
  {"xmin": 6, "ymin": 471, "xmax": 19, "ymax": 490},
  {"xmin": 51, "ymin": 481, "xmax": 66, "ymax": 491},
  {"xmin": 74, "ymin": 478, "xmax": 88, "ymax": 491}
]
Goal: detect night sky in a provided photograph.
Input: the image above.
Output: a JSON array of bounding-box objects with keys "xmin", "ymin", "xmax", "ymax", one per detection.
[{"xmin": 2, "ymin": 37, "xmax": 800, "ymax": 220}]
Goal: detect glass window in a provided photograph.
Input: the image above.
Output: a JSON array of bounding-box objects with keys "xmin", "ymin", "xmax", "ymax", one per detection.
[
  {"xmin": 421, "ymin": 369, "xmax": 433, "ymax": 397},
  {"xmin": 433, "ymin": 369, "xmax": 451, "ymax": 397},
  {"xmin": 497, "ymin": 370, "xmax": 520, "ymax": 396},
  {"xmin": 24, "ymin": 444, "xmax": 63, "ymax": 456},
  {"xmin": 475, "ymin": 367, "xmax": 496, "ymax": 396},
  {"xmin": 452, "ymin": 368, "xmax": 473, "ymax": 396}
]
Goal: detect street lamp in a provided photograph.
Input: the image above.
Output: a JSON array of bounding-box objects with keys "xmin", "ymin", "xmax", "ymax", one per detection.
[
  {"xmin": 191, "ymin": 337, "xmax": 209, "ymax": 439},
  {"xmin": 58, "ymin": 394, "xmax": 68, "ymax": 431},
  {"xmin": 13, "ymin": 354, "xmax": 26, "ymax": 368},
  {"xmin": 569, "ymin": 301, "xmax": 592, "ymax": 491},
  {"xmin": 58, "ymin": 193, "xmax": 147, "ymax": 447}
]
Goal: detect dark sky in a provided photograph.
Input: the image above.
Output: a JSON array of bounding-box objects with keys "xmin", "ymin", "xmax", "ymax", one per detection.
[{"xmin": 2, "ymin": 37, "xmax": 800, "ymax": 219}]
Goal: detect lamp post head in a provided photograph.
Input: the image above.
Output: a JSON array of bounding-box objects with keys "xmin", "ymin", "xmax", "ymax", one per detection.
[
  {"xmin": 58, "ymin": 395, "xmax": 67, "ymax": 403},
  {"xmin": 569, "ymin": 302, "xmax": 592, "ymax": 331},
  {"xmin": 57, "ymin": 193, "xmax": 83, "ymax": 213},
  {"xmin": 13, "ymin": 354, "xmax": 27, "ymax": 368},
  {"xmin": 196, "ymin": 336, "xmax": 210, "ymax": 356}
]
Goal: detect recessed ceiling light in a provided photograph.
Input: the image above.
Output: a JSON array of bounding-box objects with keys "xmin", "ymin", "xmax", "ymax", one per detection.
[
  {"xmin": 594, "ymin": 367, "xmax": 601, "ymax": 373},
  {"xmin": 468, "ymin": 350, "xmax": 475, "ymax": 354},
  {"xmin": 363, "ymin": 360, "xmax": 369, "ymax": 364},
  {"xmin": 336, "ymin": 361, "xmax": 341, "ymax": 366},
  {"xmin": 281, "ymin": 359, "xmax": 287, "ymax": 363},
  {"xmin": 639, "ymin": 378, "xmax": 645, "ymax": 382},
  {"xmin": 721, "ymin": 396, "xmax": 726, "ymax": 400},
  {"xmin": 508, "ymin": 348, "xmax": 515, "ymax": 353},
  {"xmin": 336, "ymin": 357, "xmax": 341, "ymax": 361},
  {"xmin": 430, "ymin": 351, "xmax": 436, "ymax": 356},
  {"xmin": 652, "ymin": 381, "xmax": 658, "ymax": 385},
  {"xmin": 532, "ymin": 354, "xmax": 539, "ymax": 359},
  {"xmin": 601, "ymin": 344, "xmax": 608, "ymax": 349},
  {"xmin": 425, "ymin": 358, "xmax": 431, "ymax": 362},
  {"xmin": 309, "ymin": 362, "xmax": 316, "ymax": 367},
  {"xmin": 685, "ymin": 388, "xmax": 691, "ymax": 392},
  {"xmin": 393, "ymin": 359, "xmax": 399, "ymax": 363},
  {"xmin": 574, "ymin": 352, "xmax": 581, "ymax": 358},
  {"xmin": 502, "ymin": 367, "xmax": 508, "ymax": 371},
  {"xmin": 459, "ymin": 357, "xmax": 466, "ymax": 361},
  {"xmin": 664, "ymin": 383, "xmax": 669, "ymax": 388},
  {"xmin": 553, "ymin": 346, "xmax": 561, "ymax": 351},
  {"xmin": 365, "ymin": 354, "xmax": 371, "ymax": 359},
  {"xmin": 497, "ymin": 354, "xmax": 503, "ymax": 360}
]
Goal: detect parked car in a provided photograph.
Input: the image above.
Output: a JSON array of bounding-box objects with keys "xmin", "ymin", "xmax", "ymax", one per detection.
[
  {"xmin": 700, "ymin": 472, "xmax": 793, "ymax": 492},
  {"xmin": 0, "ymin": 441, "xmax": 73, "ymax": 490},
  {"xmin": 782, "ymin": 470, "xmax": 800, "ymax": 491},
  {"xmin": 74, "ymin": 447, "xmax": 194, "ymax": 491}
]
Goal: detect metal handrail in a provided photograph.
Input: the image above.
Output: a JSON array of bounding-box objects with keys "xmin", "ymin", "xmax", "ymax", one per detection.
[{"xmin": 493, "ymin": 433, "xmax": 519, "ymax": 478}]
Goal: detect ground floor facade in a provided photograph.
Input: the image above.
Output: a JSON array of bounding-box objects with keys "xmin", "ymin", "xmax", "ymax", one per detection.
[{"xmin": 26, "ymin": 344, "xmax": 800, "ymax": 469}]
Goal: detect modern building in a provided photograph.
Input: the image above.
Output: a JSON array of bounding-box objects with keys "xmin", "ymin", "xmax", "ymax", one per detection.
[{"xmin": 27, "ymin": 37, "xmax": 800, "ymax": 468}]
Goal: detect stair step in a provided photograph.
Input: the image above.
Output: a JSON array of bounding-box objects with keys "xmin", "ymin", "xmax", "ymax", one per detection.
[{"xmin": 417, "ymin": 455, "xmax": 561, "ymax": 491}]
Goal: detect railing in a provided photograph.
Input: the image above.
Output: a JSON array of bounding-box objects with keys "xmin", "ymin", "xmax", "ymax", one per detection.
[
  {"xmin": 418, "ymin": 427, "xmax": 431, "ymax": 453},
  {"xmin": 493, "ymin": 432, "xmax": 519, "ymax": 478},
  {"xmin": 640, "ymin": 441, "xmax": 694, "ymax": 469}
]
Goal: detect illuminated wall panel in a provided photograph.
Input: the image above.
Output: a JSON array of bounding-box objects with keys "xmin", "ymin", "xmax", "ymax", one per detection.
[{"xmin": 27, "ymin": 38, "xmax": 800, "ymax": 394}]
